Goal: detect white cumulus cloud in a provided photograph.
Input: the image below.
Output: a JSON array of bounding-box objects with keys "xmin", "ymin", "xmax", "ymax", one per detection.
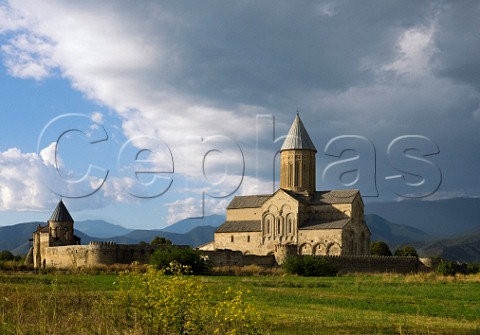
[{"xmin": 0, "ymin": 147, "xmax": 59, "ymax": 210}]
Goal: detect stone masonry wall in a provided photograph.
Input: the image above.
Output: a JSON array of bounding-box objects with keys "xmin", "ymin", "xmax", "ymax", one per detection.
[
  {"xmin": 43, "ymin": 242, "xmax": 157, "ymax": 269},
  {"xmin": 201, "ymin": 250, "xmax": 429, "ymax": 274},
  {"xmin": 202, "ymin": 249, "xmax": 276, "ymax": 267},
  {"xmin": 317, "ymin": 255, "xmax": 427, "ymax": 274},
  {"xmin": 214, "ymin": 232, "xmax": 265, "ymax": 255}
]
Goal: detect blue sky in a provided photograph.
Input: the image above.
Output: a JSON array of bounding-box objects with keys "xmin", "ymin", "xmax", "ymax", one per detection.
[{"xmin": 0, "ymin": 1, "xmax": 479, "ymax": 229}]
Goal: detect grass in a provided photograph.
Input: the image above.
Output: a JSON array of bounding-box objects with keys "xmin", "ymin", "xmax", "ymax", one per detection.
[
  {"xmin": 205, "ymin": 273, "xmax": 480, "ymax": 334},
  {"xmin": 1, "ymin": 271, "xmax": 479, "ymax": 334}
]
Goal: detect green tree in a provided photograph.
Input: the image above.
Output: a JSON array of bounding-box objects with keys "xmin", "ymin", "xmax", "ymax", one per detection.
[
  {"xmin": 0, "ymin": 250, "xmax": 15, "ymax": 261},
  {"xmin": 436, "ymin": 259, "xmax": 457, "ymax": 276},
  {"xmin": 150, "ymin": 246, "xmax": 208, "ymax": 274},
  {"xmin": 150, "ymin": 236, "xmax": 173, "ymax": 246},
  {"xmin": 394, "ymin": 245, "xmax": 418, "ymax": 257},
  {"xmin": 370, "ymin": 241, "xmax": 392, "ymax": 256}
]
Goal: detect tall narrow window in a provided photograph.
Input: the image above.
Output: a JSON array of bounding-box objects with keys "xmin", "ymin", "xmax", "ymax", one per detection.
[
  {"xmin": 247, "ymin": 235, "xmax": 250, "ymax": 243},
  {"xmin": 230, "ymin": 235, "xmax": 234, "ymax": 243},
  {"xmin": 294, "ymin": 162, "xmax": 299, "ymax": 186}
]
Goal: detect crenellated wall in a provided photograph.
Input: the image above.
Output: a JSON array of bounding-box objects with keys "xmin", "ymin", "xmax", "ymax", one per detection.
[
  {"xmin": 201, "ymin": 249, "xmax": 432, "ymax": 274},
  {"xmin": 314, "ymin": 255, "xmax": 427, "ymax": 274}
]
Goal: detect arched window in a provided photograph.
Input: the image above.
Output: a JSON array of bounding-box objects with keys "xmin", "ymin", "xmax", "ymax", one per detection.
[
  {"xmin": 263, "ymin": 215, "xmax": 273, "ymax": 236},
  {"xmin": 287, "ymin": 216, "xmax": 294, "ymax": 234}
]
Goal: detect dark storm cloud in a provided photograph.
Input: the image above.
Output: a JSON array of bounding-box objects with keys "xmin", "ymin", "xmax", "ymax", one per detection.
[
  {"xmin": 432, "ymin": 1, "xmax": 480, "ymax": 91},
  {"xmin": 148, "ymin": 1, "xmax": 436, "ymax": 108}
]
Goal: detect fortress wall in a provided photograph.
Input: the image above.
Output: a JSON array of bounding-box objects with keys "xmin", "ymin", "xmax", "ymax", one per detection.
[
  {"xmin": 314, "ymin": 255, "xmax": 426, "ymax": 274},
  {"xmin": 111, "ymin": 244, "xmax": 156, "ymax": 264},
  {"xmin": 202, "ymin": 249, "xmax": 276, "ymax": 267},
  {"xmin": 44, "ymin": 245, "xmax": 97, "ymax": 268},
  {"xmin": 202, "ymin": 250, "xmax": 428, "ymax": 274},
  {"xmin": 43, "ymin": 242, "xmax": 158, "ymax": 269}
]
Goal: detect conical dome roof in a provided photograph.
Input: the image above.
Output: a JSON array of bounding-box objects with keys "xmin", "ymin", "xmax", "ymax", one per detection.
[
  {"xmin": 280, "ymin": 114, "xmax": 317, "ymax": 152},
  {"xmin": 49, "ymin": 200, "xmax": 74, "ymax": 222}
]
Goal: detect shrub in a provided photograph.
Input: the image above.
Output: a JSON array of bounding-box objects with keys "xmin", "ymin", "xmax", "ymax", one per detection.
[
  {"xmin": 116, "ymin": 263, "xmax": 208, "ymax": 334},
  {"xmin": 150, "ymin": 246, "xmax": 209, "ymax": 274},
  {"xmin": 467, "ymin": 263, "xmax": 480, "ymax": 274},
  {"xmin": 436, "ymin": 259, "xmax": 457, "ymax": 276},
  {"xmin": 213, "ymin": 287, "xmax": 265, "ymax": 335},
  {"xmin": 371, "ymin": 241, "xmax": 392, "ymax": 256},
  {"xmin": 116, "ymin": 263, "xmax": 266, "ymax": 335},
  {"xmin": 283, "ymin": 255, "xmax": 338, "ymax": 277},
  {"xmin": 0, "ymin": 250, "xmax": 15, "ymax": 261}
]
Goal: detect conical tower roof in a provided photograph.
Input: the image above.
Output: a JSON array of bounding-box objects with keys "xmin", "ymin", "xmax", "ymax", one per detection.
[
  {"xmin": 280, "ymin": 114, "xmax": 317, "ymax": 152},
  {"xmin": 49, "ymin": 200, "xmax": 74, "ymax": 222}
]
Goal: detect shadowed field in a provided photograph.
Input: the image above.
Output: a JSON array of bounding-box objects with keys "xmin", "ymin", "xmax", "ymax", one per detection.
[{"xmin": 1, "ymin": 271, "xmax": 479, "ymax": 334}]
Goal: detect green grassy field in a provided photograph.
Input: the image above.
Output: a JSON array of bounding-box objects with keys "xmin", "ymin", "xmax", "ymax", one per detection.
[
  {"xmin": 206, "ymin": 274, "xmax": 480, "ymax": 334},
  {"xmin": 0, "ymin": 271, "xmax": 479, "ymax": 334}
]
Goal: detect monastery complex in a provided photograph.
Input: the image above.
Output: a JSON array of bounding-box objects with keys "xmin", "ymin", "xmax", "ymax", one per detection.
[
  {"xmin": 28, "ymin": 114, "xmax": 373, "ymax": 269},
  {"xmin": 200, "ymin": 114, "xmax": 371, "ymax": 262}
]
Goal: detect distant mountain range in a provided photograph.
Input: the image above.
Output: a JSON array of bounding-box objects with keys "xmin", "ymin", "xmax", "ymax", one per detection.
[
  {"xmin": 411, "ymin": 226, "xmax": 480, "ymax": 263},
  {"xmin": 159, "ymin": 215, "xmax": 226, "ymax": 234},
  {"xmin": 0, "ymin": 221, "xmax": 43, "ymax": 255},
  {"xmin": 1, "ymin": 197, "xmax": 479, "ymax": 262},
  {"xmin": 365, "ymin": 214, "xmax": 433, "ymax": 248},
  {"xmin": 75, "ymin": 220, "xmax": 132, "ymax": 238},
  {"xmin": 365, "ymin": 197, "xmax": 480, "ymax": 237}
]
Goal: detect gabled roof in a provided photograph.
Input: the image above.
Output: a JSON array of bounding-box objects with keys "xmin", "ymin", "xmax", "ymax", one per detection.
[
  {"xmin": 282, "ymin": 189, "xmax": 359, "ymax": 205},
  {"xmin": 215, "ymin": 220, "xmax": 262, "ymax": 233},
  {"xmin": 226, "ymin": 194, "xmax": 271, "ymax": 209},
  {"xmin": 226, "ymin": 189, "xmax": 360, "ymax": 211},
  {"xmin": 299, "ymin": 218, "xmax": 350, "ymax": 230},
  {"xmin": 49, "ymin": 200, "xmax": 74, "ymax": 223},
  {"xmin": 280, "ymin": 114, "xmax": 317, "ymax": 152}
]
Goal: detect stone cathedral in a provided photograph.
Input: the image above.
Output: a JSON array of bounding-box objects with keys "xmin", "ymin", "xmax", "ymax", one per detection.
[{"xmin": 202, "ymin": 114, "xmax": 371, "ymax": 261}]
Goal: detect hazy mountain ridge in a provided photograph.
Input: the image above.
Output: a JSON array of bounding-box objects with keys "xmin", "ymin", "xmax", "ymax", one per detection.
[
  {"xmin": 416, "ymin": 226, "xmax": 480, "ymax": 263},
  {"xmin": 363, "ymin": 197, "xmax": 480, "ymax": 262},
  {"xmin": 160, "ymin": 215, "xmax": 225, "ymax": 234},
  {"xmin": 75, "ymin": 220, "xmax": 132, "ymax": 238},
  {"xmin": 365, "ymin": 197, "xmax": 480, "ymax": 237},
  {"xmin": 365, "ymin": 214, "xmax": 433, "ymax": 249},
  {"xmin": 0, "ymin": 222, "xmax": 43, "ymax": 255}
]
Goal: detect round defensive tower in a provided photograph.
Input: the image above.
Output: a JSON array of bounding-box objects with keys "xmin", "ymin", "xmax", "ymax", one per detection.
[{"xmin": 274, "ymin": 243, "xmax": 297, "ymax": 265}]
